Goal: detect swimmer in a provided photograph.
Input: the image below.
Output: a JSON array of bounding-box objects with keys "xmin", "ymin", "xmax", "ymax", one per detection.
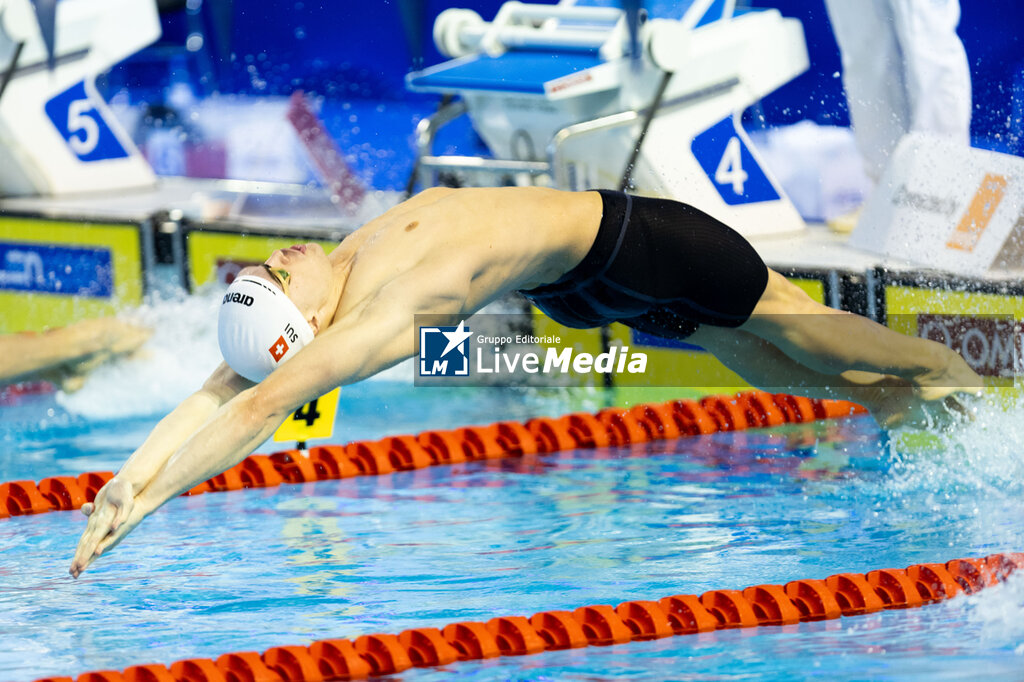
[
  {"xmin": 69, "ymin": 187, "xmax": 982, "ymax": 577},
  {"xmin": 1, "ymin": 316, "xmax": 150, "ymax": 392}
]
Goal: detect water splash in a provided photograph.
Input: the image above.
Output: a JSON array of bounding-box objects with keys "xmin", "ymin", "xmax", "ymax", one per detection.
[
  {"xmin": 55, "ymin": 290, "xmax": 223, "ymax": 419},
  {"xmin": 864, "ymin": 395, "xmax": 1024, "ymax": 645},
  {"xmin": 884, "ymin": 396, "xmax": 1024, "ymax": 500},
  {"xmin": 967, "ymin": 572, "xmax": 1024, "ymax": 654}
]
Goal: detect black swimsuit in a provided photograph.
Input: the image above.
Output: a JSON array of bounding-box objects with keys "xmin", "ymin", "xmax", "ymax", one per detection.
[{"xmin": 519, "ymin": 190, "xmax": 769, "ymax": 340}]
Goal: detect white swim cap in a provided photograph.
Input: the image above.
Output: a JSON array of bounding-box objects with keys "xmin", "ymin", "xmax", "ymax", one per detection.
[{"xmin": 218, "ymin": 275, "xmax": 315, "ymax": 382}]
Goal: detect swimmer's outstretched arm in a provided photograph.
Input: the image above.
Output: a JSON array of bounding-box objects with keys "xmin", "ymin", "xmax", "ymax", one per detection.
[
  {"xmin": 70, "ymin": 266, "xmax": 467, "ymax": 577},
  {"xmin": 70, "ymin": 363, "xmax": 253, "ymax": 575},
  {"xmin": 109, "ymin": 363, "xmax": 253, "ymax": 493}
]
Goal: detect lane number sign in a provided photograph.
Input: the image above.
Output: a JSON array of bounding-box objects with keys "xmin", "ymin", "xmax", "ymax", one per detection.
[
  {"xmin": 44, "ymin": 80, "xmax": 129, "ymax": 162},
  {"xmin": 273, "ymin": 387, "xmax": 342, "ymax": 445},
  {"xmin": 691, "ymin": 116, "xmax": 779, "ymax": 205}
]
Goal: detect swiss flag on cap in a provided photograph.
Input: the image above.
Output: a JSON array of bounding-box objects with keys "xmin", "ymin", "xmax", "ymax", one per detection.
[{"xmin": 269, "ymin": 335, "xmax": 289, "ymax": 362}]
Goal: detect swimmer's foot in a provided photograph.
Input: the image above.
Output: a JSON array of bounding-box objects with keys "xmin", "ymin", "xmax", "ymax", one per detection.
[
  {"xmin": 882, "ymin": 393, "xmax": 978, "ymax": 430},
  {"xmin": 912, "ymin": 355, "xmax": 984, "ymax": 403},
  {"xmin": 855, "ymin": 378, "xmax": 978, "ymax": 430},
  {"xmin": 936, "ymin": 391, "xmax": 991, "ymax": 425}
]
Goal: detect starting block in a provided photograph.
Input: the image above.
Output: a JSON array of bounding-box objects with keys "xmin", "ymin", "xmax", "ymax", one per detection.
[{"xmin": 407, "ymin": 0, "xmax": 809, "ymax": 236}]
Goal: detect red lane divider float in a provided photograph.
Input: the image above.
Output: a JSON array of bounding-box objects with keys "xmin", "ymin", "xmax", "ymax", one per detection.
[
  {"xmin": 34, "ymin": 552, "xmax": 1024, "ymax": 682},
  {"xmin": 0, "ymin": 381, "xmax": 55, "ymax": 406},
  {"xmin": 0, "ymin": 392, "xmax": 867, "ymax": 519}
]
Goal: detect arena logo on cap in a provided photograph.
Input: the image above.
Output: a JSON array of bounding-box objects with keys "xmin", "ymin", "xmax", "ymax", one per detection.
[
  {"xmin": 419, "ymin": 320, "xmax": 471, "ymax": 377},
  {"xmin": 223, "ymin": 291, "xmax": 254, "ymax": 306}
]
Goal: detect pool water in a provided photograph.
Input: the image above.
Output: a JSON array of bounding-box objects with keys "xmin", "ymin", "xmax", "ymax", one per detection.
[{"xmin": 3, "ymin": 296, "xmax": 1024, "ymax": 680}]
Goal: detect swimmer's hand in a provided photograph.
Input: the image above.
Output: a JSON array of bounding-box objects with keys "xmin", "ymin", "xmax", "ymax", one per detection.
[{"xmin": 69, "ymin": 476, "xmax": 138, "ymax": 578}]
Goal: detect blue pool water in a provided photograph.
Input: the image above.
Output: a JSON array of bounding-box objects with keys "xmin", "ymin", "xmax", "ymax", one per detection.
[{"xmin": 3, "ymin": 296, "xmax": 1024, "ymax": 680}]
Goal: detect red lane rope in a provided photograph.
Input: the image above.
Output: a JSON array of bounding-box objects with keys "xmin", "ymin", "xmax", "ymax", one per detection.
[
  {"xmin": 0, "ymin": 392, "xmax": 866, "ymax": 518},
  {"xmin": 31, "ymin": 552, "xmax": 1024, "ymax": 682},
  {"xmin": 0, "ymin": 381, "xmax": 55, "ymax": 406}
]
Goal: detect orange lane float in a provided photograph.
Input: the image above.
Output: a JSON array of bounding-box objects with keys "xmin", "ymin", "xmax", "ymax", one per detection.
[
  {"xmin": 0, "ymin": 392, "xmax": 867, "ymax": 519},
  {"xmin": 36, "ymin": 552, "xmax": 1024, "ymax": 682}
]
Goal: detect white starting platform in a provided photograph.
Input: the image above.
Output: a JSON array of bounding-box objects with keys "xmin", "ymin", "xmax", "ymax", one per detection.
[
  {"xmin": 406, "ymin": 0, "xmax": 809, "ymax": 237},
  {"xmin": 0, "ymin": 0, "xmax": 161, "ymax": 196},
  {"xmin": 0, "ymin": 0, "xmax": 381, "ymax": 333}
]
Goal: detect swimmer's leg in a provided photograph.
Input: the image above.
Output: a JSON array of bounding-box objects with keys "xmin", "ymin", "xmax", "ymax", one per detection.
[
  {"xmin": 738, "ymin": 270, "xmax": 983, "ymax": 401},
  {"xmin": 688, "ymin": 325, "xmax": 946, "ymax": 428}
]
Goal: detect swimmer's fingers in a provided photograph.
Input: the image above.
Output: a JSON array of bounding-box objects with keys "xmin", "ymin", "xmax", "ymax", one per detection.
[
  {"xmin": 70, "ymin": 531, "xmax": 103, "ymax": 578},
  {"xmin": 70, "ymin": 508, "xmax": 117, "ymax": 577},
  {"xmin": 106, "ymin": 320, "xmax": 153, "ymax": 355},
  {"xmin": 110, "ymin": 495, "xmax": 135, "ymax": 532},
  {"xmin": 94, "ymin": 514, "xmax": 141, "ymax": 558},
  {"xmin": 80, "ymin": 502, "xmax": 94, "ymax": 516},
  {"xmin": 69, "ymin": 547, "xmax": 99, "ymax": 578},
  {"xmin": 943, "ymin": 394, "xmax": 972, "ymax": 421},
  {"xmin": 103, "ymin": 477, "xmax": 136, "ymax": 531},
  {"xmin": 89, "ymin": 506, "xmax": 146, "ymax": 571},
  {"xmin": 69, "ymin": 478, "xmax": 133, "ymax": 577}
]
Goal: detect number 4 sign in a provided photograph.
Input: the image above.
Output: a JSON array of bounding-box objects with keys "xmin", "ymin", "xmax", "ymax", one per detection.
[
  {"xmin": 691, "ymin": 116, "xmax": 779, "ymax": 205},
  {"xmin": 273, "ymin": 387, "xmax": 342, "ymax": 446}
]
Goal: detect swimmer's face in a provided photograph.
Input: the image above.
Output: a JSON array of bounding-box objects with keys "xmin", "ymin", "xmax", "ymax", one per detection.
[{"xmin": 242, "ymin": 243, "xmax": 333, "ymax": 329}]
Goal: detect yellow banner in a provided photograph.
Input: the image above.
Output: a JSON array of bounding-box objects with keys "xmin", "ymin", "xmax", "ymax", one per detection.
[
  {"xmin": 885, "ymin": 284, "xmax": 1024, "ymax": 392},
  {"xmin": 0, "ymin": 216, "xmax": 143, "ymax": 334}
]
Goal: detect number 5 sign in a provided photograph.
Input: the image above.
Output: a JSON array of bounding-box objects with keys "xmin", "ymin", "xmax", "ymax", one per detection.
[
  {"xmin": 44, "ymin": 80, "xmax": 129, "ymax": 162},
  {"xmin": 691, "ymin": 116, "xmax": 779, "ymax": 205},
  {"xmin": 273, "ymin": 387, "xmax": 342, "ymax": 446}
]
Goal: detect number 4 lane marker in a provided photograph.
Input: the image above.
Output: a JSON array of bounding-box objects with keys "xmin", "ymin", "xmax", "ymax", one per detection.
[
  {"xmin": 690, "ymin": 116, "xmax": 780, "ymax": 205},
  {"xmin": 273, "ymin": 387, "xmax": 342, "ymax": 448},
  {"xmin": 715, "ymin": 137, "xmax": 748, "ymax": 195}
]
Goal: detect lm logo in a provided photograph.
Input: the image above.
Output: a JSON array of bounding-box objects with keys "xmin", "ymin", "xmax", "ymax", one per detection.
[{"xmin": 419, "ymin": 320, "xmax": 471, "ymax": 377}]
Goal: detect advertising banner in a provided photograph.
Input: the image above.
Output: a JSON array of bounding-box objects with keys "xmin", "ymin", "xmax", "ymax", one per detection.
[{"xmin": 0, "ymin": 215, "xmax": 143, "ymax": 333}]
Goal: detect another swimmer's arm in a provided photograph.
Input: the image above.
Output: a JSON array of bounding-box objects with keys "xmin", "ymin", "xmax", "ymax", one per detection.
[{"xmin": 0, "ymin": 317, "xmax": 148, "ymax": 382}]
